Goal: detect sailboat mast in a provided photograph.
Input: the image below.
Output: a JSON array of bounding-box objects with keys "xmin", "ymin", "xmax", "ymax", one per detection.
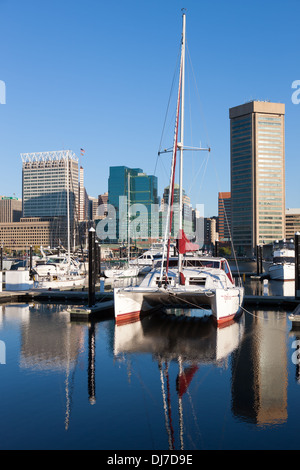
[
  {"xmin": 178, "ymin": 12, "xmax": 186, "ymax": 278},
  {"xmin": 159, "ymin": 13, "xmax": 184, "ymax": 283}
]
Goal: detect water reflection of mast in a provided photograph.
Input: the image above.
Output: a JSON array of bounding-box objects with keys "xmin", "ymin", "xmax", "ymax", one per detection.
[
  {"xmin": 158, "ymin": 357, "xmax": 175, "ymax": 450},
  {"xmin": 88, "ymin": 322, "xmax": 96, "ymax": 405},
  {"xmin": 65, "ymin": 324, "xmax": 71, "ymax": 431},
  {"xmin": 178, "ymin": 357, "xmax": 184, "ymax": 450}
]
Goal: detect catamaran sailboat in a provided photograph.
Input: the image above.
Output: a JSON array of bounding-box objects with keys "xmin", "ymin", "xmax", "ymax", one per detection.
[{"xmin": 113, "ymin": 12, "xmax": 244, "ymax": 326}]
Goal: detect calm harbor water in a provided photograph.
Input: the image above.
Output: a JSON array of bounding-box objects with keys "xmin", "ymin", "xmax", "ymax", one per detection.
[{"xmin": 0, "ymin": 278, "xmax": 300, "ymax": 450}]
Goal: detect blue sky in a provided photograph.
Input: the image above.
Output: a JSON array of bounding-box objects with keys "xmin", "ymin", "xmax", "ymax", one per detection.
[{"xmin": 0, "ymin": 0, "xmax": 299, "ymax": 216}]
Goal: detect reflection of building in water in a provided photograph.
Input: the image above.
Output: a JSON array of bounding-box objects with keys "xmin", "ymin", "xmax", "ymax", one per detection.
[
  {"xmin": 246, "ymin": 280, "xmax": 295, "ymax": 298},
  {"xmin": 0, "ymin": 304, "xmax": 30, "ymax": 325},
  {"xmin": 1, "ymin": 303, "xmax": 96, "ymax": 429},
  {"xmin": 19, "ymin": 303, "xmax": 84, "ymax": 372},
  {"xmin": 231, "ymin": 311, "xmax": 288, "ymax": 425}
]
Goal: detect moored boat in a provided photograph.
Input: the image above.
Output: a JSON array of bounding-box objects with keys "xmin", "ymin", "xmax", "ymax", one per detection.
[
  {"xmin": 268, "ymin": 239, "xmax": 295, "ymax": 281},
  {"xmin": 113, "ymin": 11, "xmax": 244, "ymax": 327},
  {"xmin": 114, "ymin": 252, "xmax": 244, "ymax": 326}
]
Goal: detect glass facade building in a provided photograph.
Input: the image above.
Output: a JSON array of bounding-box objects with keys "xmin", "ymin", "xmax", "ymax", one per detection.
[
  {"xmin": 107, "ymin": 166, "xmax": 159, "ymax": 242},
  {"xmin": 230, "ymin": 101, "xmax": 285, "ymax": 255}
]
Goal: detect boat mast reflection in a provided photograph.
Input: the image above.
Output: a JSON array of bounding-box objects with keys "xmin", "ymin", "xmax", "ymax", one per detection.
[{"xmin": 114, "ymin": 312, "xmax": 245, "ymax": 449}]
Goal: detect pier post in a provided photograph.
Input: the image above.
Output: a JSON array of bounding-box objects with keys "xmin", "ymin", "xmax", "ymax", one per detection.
[
  {"xmin": 29, "ymin": 245, "xmax": 32, "ymax": 271},
  {"xmin": 260, "ymin": 245, "xmax": 263, "ymax": 274},
  {"xmin": 99, "ymin": 244, "xmax": 101, "ymax": 277},
  {"xmin": 256, "ymin": 245, "xmax": 263, "ymax": 275},
  {"xmin": 88, "ymin": 227, "xmax": 96, "ymax": 307},
  {"xmin": 95, "ymin": 240, "xmax": 99, "ymax": 280},
  {"xmin": 215, "ymin": 241, "xmax": 219, "ymax": 257},
  {"xmin": 295, "ymin": 232, "xmax": 300, "ymax": 299}
]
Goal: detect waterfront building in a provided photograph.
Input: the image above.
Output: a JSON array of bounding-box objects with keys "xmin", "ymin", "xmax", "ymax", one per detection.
[
  {"xmin": 98, "ymin": 192, "xmax": 108, "ymax": 219},
  {"xmin": 161, "ymin": 184, "xmax": 193, "ymax": 238},
  {"xmin": 229, "ymin": 101, "xmax": 285, "ymax": 256},
  {"xmin": 0, "ymin": 216, "xmax": 67, "ymax": 251},
  {"xmin": 78, "ymin": 166, "xmax": 88, "ymax": 221},
  {"xmin": 21, "ymin": 150, "xmax": 79, "ymax": 247},
  {"xmin": 22, "ymin": 150, "xmax": 79, "ymax": 220},
  {"xmin": 88, "ymin": 196, "xmax": 98, "ymax": 221},
  {"xmin": 204, "ymin": 217, "xmax": 218, "ymax": 250},
  {"xmin": 286, "ymin": 208, "xmax": 300, "ymax": 240},
  {"xmin": 218, "ymin": 192, "xmax": 231, "ymax": 242},
  {"xmin": 0, "ymin": 196, "xmax": 22, "ymax": 222},
  {"xmin": 106, "ymin": 166, "xmax": 159, "ymax": 242}
]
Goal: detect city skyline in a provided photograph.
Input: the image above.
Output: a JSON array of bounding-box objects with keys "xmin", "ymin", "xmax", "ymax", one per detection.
[{"xmin": 0, "ymin": 0, "xmax": 299, "ymax": 216}]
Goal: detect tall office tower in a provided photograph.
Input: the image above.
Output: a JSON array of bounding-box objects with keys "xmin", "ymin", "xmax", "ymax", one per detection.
[
  {"xmin": 162, "ymin": 184, "xmax": 193, "ymax": 237},
  {"xmin": 88, "ymin": 196, "xmax": 98, "ymax": 220},
  {"xmin": 204, "ymin": 217, "xmax": 218, "ymax": 248},
  {"xmin": 218, "ymin": 192, "xmax": 231, "ymax": 242},
  {"xmin": 107, "ymin": 166, "xmax": 158, "ymax": 242},
  {"xmin": 0, "ymin": 196, "xmax": 22, "ymax": 222},
  {"xmin": 21, "ymin": 150, "xmax": 79, "ymax": 247},
  {"xmin": 229, "ymin": 101, "xmax": 285, "ymax": 256},
  {"xmin": 97, "ymin": 192, "xmax": 108, "ymax": 220},
  {"xmin": 78, "ymin": 166, "xmax": 85, "ymax": 221}
]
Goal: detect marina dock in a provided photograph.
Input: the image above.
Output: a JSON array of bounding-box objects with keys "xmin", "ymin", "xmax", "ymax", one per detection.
[{"xmin": 1, "ymin": 287, "xmax": 300, "ymax": 321}]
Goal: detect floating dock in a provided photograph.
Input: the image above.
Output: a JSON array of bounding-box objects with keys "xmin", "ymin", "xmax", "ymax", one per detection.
[
  {"xmin": 68, "ymin": 300, "xmax": 114, "ymax": 321},
  {"xmin": 1, "ymin": 289, "xmax": 300, "ymax": 322}
]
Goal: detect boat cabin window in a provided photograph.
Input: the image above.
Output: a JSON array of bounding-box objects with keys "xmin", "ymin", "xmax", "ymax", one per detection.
[
  {"xmin": 155, "ymin": 259, "xmax": 179, "ymax": 268},
  {"xmin": 183, "ymin": 259, "xmax": 220, "ymax": 268},
  {"xmin": 189, "ymin": 277, "xmax": 206, "ymax": 286}
]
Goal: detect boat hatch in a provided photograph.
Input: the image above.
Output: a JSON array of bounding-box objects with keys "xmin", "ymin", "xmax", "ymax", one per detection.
[{"xmin": 188, "ymin": 277, "xmax": 206, "ymax": 286}]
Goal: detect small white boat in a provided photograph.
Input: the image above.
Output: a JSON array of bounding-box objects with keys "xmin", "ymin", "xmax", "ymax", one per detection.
[
  {"xmin": 268, "ymin": 239, "xmax": 295, "ymax": 281},
  {"xmin": 104, "ymin": 265, "xmax": 140, "ymax": 279},
  {"xmin": 129, "ymin": 242, "xmax": 176, "ymax": 273},
  {"xmin": 32, "ymin": 272, "xmax": 86, "ymax": 290}
]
